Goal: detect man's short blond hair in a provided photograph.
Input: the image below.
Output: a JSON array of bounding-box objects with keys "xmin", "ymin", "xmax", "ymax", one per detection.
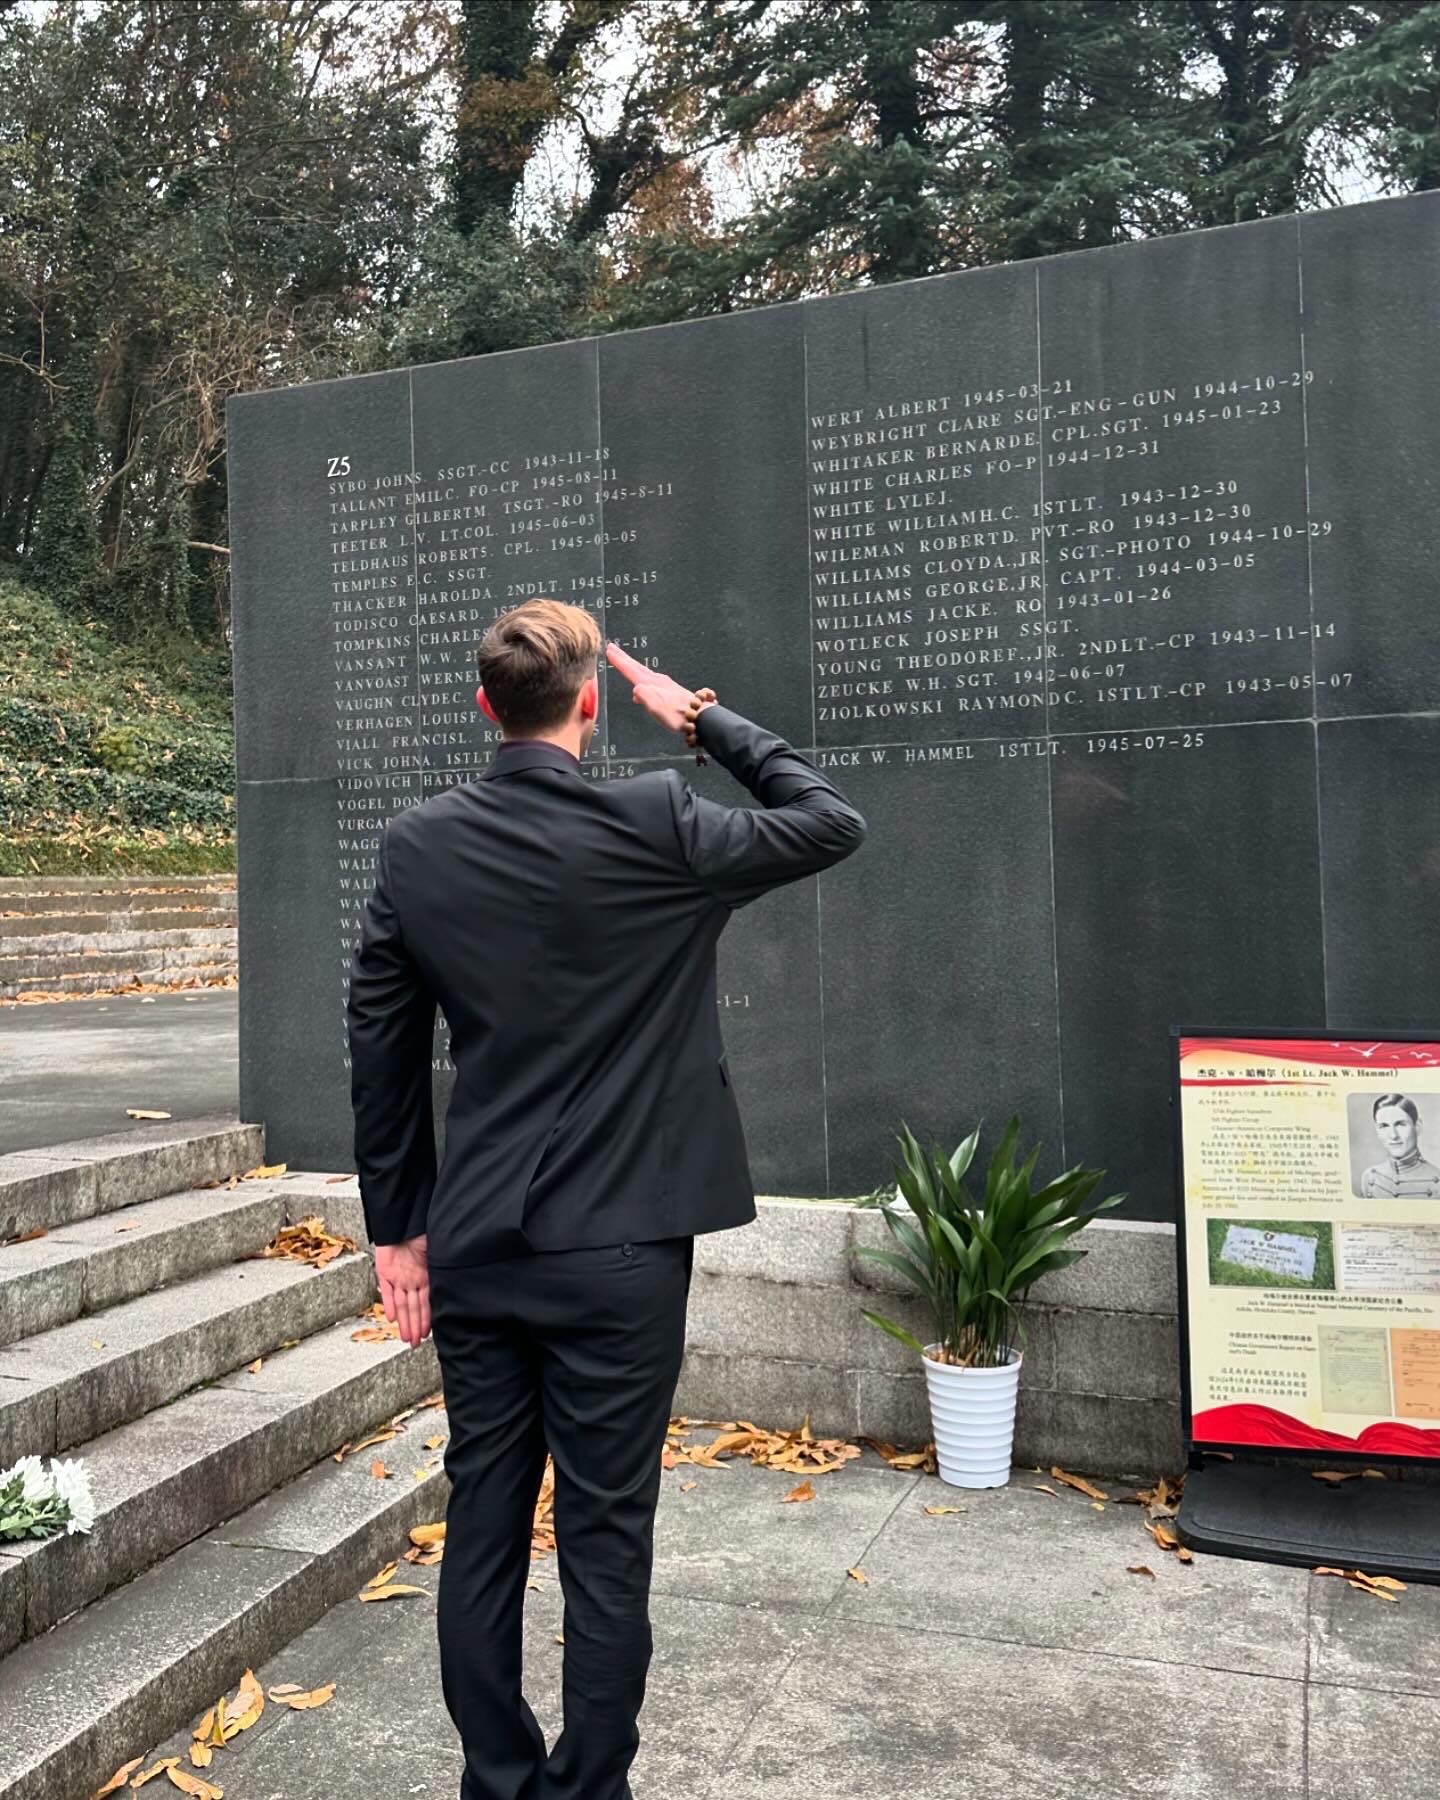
[{"xmin": 477, "ymin": 599, "xmax": 601, "ymax": 735}]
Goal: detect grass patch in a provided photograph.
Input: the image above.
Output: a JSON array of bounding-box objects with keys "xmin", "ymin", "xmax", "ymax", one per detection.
[{"xmin": 1206, "ymin": 1217, "xmax": 1335, "ymax": 1290}]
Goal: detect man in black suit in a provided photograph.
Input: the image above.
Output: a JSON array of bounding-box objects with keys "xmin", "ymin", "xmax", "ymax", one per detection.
[{"xmin": 346, "ymin": 598, "xmax": 865, "ymax": 1800}]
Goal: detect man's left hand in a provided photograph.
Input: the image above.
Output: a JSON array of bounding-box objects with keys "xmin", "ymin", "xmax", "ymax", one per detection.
[{"xmin": 375, "ymin": 1234, "xmax": 431, "ymax": 1347}]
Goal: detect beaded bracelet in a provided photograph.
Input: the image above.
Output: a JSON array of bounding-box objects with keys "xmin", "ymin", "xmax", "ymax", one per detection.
[{"xmin": 682, "ymin": 688, "xmax": 718, "ymax": 763}]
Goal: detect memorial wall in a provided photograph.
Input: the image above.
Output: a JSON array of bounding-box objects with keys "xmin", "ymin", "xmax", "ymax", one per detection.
[{"xmin": 227, "ymin": 192, "xmax": 1440, "ymax": 1222}]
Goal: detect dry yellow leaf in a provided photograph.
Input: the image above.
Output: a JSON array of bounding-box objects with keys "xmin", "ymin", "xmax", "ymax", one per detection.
[
  {"xmin": 246, "ymin": 1359, "xmax": 262, "ymax": 1375},
  {"xmin": 1367, "ymin": 1575, "xmax": 1407, "ymax": 1593},
  {"xmin": 366, "ymin": 1562, "xmax": 399, "ymax": 1589},
  {"xmin": 325, "ymin": 1175, "xmax": 354, "ymax": 1184},
  {"xmin": 126, "ymin": 1109, "xmax": 172, "ymax": 1120},
  {"xmin": 1051, "ymin": 1466, "xmax": 1109, "ymax": 1501},
  {"xmin": 91, "ymin": 1757, "xmax": 144, "ymax": 1796},
  {"xmin": 191, "ymin": 1711, "xmax": 213, "ymax": 1743},
  {"xmin": 424, "ymin": 1435, "xmax": 445, "ymax": 1451},
  {"xmin": 91, "ymin": 1339, "xmax": 105, "ymax": 1350},
  {"xmin": 188, "ymin": 1744, "xmax": 211, "ymax": 1771},
  {"xmin": 114, "ymin": 1221, "xmax": 140, "ymax": 1232},
  {"xmin": 279, "ymin": 1339, "xmax": 299, "ymax": 1349},
  {"xmin": 358, "ymin": 1583, "xmax": 427, "ymax": 1602},
  {"xmin": 274, "ymin": 1684, "xmax": 335, "ymax": 1710},
  {"xmin": 554, "ymin": 1634, "xmax": 565, "ymax": 1644},
  {"xmin": 130, "ymin": 1759, "xmax": 180, "ymax": 1786},
  {"xmin": 1348, "ymin": 1578, "xmax": 1398, "ymax": 1601},
  {"xmin": 245, "ymin": 1163, "xmax": 288, "ymax": 1179},
  {"xmin": 409, "ymin": 1522, "xmax": 446, "ymax": 1547},
  {"xmin": 922, "ymin": 1505, "xmax": 964, "ymax": 1515},
  {"xmin": 1091, "ymin": 1502, "xmax": 1105, "ymax": 1512},
  {"xmin": 680, "ymin": 1480, "xmax": 698, "ymax": 1492},
  {"xmin": 371, "ymin": 1460, "xmax": 391, "ymax": 1480},
  {"xmin": 781, "ymin": 1480, "xmax": 815, "ymax": 1504},
  {"xmin": 1127, "ymin": 1564, "xmax": 1156, "ymax": 1579},
  {"xmin": 1311, "ymin": 1469, "xmax": 1357, "ymax": 1486},
  {"xmin": 1362, "ymin": 1468, "xmax": 1388, "ymax": 1480},
  {"xmin": 225, "ymin": 1669, "xmax": 264, "ymax": 1732},
  {"xmin": 846, "ymin": 1567, "xmax": 868, "ymax": 1584},
  {"xmin": 349, "ymin": 1428, "xmax": 399, "ymax": 1455},
  {"xmin": 165, "ymin": 1765, "xmax": 224, "ymax": 1796},
  {"xmin": 1176, "ymin": 1546, "xmax": 1195, "ymax": 1565},
  {"xmin": 1032, "ymin": 1484, "xmax": 1059, "ymax": 1498},
  {"xmin": 266, "ymin": 1685, "xmax": 304, "ymax": 1697}
]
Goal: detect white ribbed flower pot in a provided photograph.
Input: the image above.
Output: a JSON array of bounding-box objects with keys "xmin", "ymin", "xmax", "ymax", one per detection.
[{"xmin": 921, "ymin": 1344, "xmax": 1022, "ymax": 1489}]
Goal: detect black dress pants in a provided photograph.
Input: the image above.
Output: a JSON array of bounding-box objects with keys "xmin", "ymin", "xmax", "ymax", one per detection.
[{"xmin": 428, "ymin": 1234, "xmax": 695, "ymax": 1800}]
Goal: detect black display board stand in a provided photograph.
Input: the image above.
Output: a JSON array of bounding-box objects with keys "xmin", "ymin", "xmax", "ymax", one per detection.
[
  {"xmin": 1172, "ymin": 1028, "xmax": 1440, "ymax": 1585},
  {"xmin": 1178, "ymin": 1460, "xmax": 1440, "ymax": 1582}
]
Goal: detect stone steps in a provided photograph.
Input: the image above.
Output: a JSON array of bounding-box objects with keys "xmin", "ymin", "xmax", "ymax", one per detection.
[
  {"xmin": 0, "ymin": 876, "xmax": 236, "ymax": 999},
  {"xmin": 0, "ymin": 1118, "xmax": 263, "ymax": 1242},
  {"xmin": 0, "ymin": 1365, "xmax": 449, "ymax": 1800},
  {"xmin": 0, "ymin": 1124, "xmax": 447, "ymax": 1800}
]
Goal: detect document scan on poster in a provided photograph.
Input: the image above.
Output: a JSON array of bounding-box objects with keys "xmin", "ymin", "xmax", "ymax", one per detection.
[{"xmin": 1178, "ymin": 1035, "xmax": 1440, "ymax": 1458}]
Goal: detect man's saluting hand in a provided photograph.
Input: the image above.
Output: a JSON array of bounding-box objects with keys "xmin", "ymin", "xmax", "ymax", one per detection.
[{"xmin": 606, "ymin": 640, "xmax": 711, "ymax": 735}]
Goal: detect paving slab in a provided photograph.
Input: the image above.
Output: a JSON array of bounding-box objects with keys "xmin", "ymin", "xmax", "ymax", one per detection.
[
  {"xmin": 1309, "ymin": 1568, "xmax": 1440, "ymax": 1699},
  {"xmin": 649, "ymin": 1452, "xmax": 915, "ymax": 1614},
  {"xmin": 1307, "ymin": 1681, "xmax": 1440, "ymax": 1800},
  {"xmin": 0, "ymin": 991, "xmax": 239, "ymax": 1157},
  {"xmin": 827, "ymin": 1470, "xmax": 1310, "ymax": 1680}
]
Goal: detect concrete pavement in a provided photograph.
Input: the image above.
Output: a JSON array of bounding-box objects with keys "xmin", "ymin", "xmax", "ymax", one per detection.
[
  {"xmin": 123, "ymin": 1453, "xmax": 1438, "ymax": 1799},
  {"xmin": 0, "ymin": 988, "xmax": 238, "ymax": 1155}
]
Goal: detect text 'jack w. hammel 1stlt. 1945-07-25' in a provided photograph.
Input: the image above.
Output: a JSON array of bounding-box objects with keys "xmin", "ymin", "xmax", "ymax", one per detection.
[{"xmin": 226, "ymin": 190, "xmax": 1440, "ymax": 1221}]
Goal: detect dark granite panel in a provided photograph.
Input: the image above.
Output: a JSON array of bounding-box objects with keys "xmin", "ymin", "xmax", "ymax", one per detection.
[
  {"xmin": 818, "ymin": 742, "xmax": 1061, "ymax": 1198},
  {"xmin": 597, "ymin": 306, "xmax": 811, "ymax": 757},
  {"xmin": 240, "ymin": 773, "xmax": 417, "ymax": 1170},
  {"xmin": 410, "ymin": 341, "xmax": 606, "ymax": 770},
  {"xmin": 228, "ymin": 371, "xmax": 414, "ymax": 782},
  {"xmin": 803, "ymin": 263, "xmax": 1046, "ymax": 750},
  {"xmin": 1319, "ymin": 714, "xmax": 1440, "ymax": 1030},
  {"xmin": 1053, "ymin": 721, "xmax": 1325, "ymax": 1220},
  {"xmin": 1039, "ymin": 217, "xmax": 1311, "ymax": 737},
  {"xmin": 1300, "ymin": 195, "xmax": 1440, "ymax": 719}
]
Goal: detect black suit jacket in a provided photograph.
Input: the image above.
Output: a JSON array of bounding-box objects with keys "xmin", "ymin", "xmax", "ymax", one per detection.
[{"xmin": 346, "ymin": 702, "xmax": 866, "ymax": 1265}]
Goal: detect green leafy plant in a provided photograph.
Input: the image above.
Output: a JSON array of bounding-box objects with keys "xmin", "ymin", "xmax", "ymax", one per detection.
[{"xmin": 854, "ymin": 1117, "xmax": 1126, "ymax": 1369}]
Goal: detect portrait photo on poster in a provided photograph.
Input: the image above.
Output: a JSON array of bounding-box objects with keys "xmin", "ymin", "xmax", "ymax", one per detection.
[{"xmin": 1347, "ymin": 1090, "xmax": 1440, "ymax": 1200}]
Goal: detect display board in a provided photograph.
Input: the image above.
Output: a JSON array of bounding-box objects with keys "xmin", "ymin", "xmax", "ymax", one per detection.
[
  {"xmin": 227, "ymin": 192, "xmax": 1440, "ymax": 1208},
  {"xmin": 1176, "ymin": 1032, "xmax": 1440, "ymax": 1464}
]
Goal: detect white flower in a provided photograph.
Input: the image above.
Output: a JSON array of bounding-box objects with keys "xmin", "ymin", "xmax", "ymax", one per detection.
[
  {"xmin": 3, "ymin": 1456, "xmax": 54, "ymax": 1504},
  {"xmin": 48, "ymin": 1458, "xmax": 95, "ymax": 1535}
]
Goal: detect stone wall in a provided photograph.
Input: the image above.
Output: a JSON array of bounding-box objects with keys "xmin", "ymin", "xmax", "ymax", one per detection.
[{"xmin": 676, "ymin": 1198, "xmax": 1182, "ymax": 1479}]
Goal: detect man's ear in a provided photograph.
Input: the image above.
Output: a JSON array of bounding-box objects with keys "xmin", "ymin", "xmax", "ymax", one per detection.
[
  {"xmin": 579, "ymin": 674, "xmax": 599, "ymax": 722},
  {"xmin": 476, "ymin": 686, "xmax": 500, "ymax": 725}
]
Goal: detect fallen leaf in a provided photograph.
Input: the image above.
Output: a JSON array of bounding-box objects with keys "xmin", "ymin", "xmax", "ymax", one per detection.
[
  {"xmin": 325, "ymin": 1175, "xmax": 354, "ymax": 1184},
  {"xmin": 409, "ymin": 1522, "xmax": 446, "ymax": 1547},
  {"xmin": 266, "ymin": 1685, "xmax": 304, "ymax": 1697},
  {"xmin": 846, "ymin": 1566, "xmax": 868, "ymax": 1584},
  {"xmin": 423, "ymin": 1435, "xmax": 445, "ymax": 1450},
  {"xmin": 781, "ymin": 1480, "xmax": 816, "ymax": 1504},
  {"xmin": 1362, "ymin": 1468, "xmax": 1388, "ymax": 1480},
  {"xmin": 1367, "ymin": 1575, "xmax": 1407, "ymax": 1593},
  {"xmin": 191, "ymin": 1712, "xmax": 214, "ymax": 1743},
  {"xmin": 246, "ymin": 1359, "xmax": 262, "ymax": 1375},
  {"xmin": 365, "ymin": 1562, "xmax": 399, "ymax": 1589},
  {"xmin": 371, "ymin": 1460, "xmax": 391, "ymax": 1479},
  {"xmin": 130, "ymin": 1760, "xmax": 180, "ymax": 1787},
  {"xmin": 114, "ymin": 1220, "xmax": 140, "ymax": 1232},
  {"xmin": 1176, "ymin": 1546, "xmax": 1195, "ymax": 1565},
  {"xmin": 1311, "ymin": 1469, "xmax": 1357, "ymax": 1486},
  {"xmin": 1091, "ymin": 1502, "xmax": 1105, "ymax": 1512},
  {"xmin": 245, "ymin": 1163, "xmax": 288, "ymax": 1180},
  {"xmin": 1127, "ymin": 1564, "xmax": 1156, "ymax": 1579},
  {"xmin": 5, "ymin": 1226, "xmax": 48, "ymax": 1245},
  {"xmin": 1348, "ymin": 1578, "xmax": 1399, "ymax": 1601},
  {"xmin": 91, "ymin": 1339, "xmax": 105, "ymax": 1350},
  {"xmin": 126, "ymin": 1109, "xmax": 172, "ymax": 1120},
  {"xmin": 165, "ymin": 1769, "xmax": 222, "ymax": 1797},
  {"xmin": 1051, "ymin": 1466, "xmax": 1109, "ymax": 1501},
  {"xmin": 273, "ymin": 1684, "xmax": 336, "ymax": 1708},
  {"xmin": 187, "ymin": 1741, "xmax": 211, "ymax": 1769},
  {"xmin": 260, "ymin": 1213, "xmax": 353, "ymax": 1268},
  {"xmin": 526, "ymin": 1580, "xmax": 541, "ymax": 1592},
  {"xmin": 1032, "ymin": 1484, "xmax": 1059, "ymax": 1498},
  {"xmin": 223, "ymin": 1667, "xmax": 265, "ymax": 1735},
  {"xmin": 680, "ymin": 1480, "xmax": 697, "ymax": 1492},
  {"xmin": 279, "ymin": 1339, "xmax": 299, "ymax": 1349},
  {"xmin": 1146, "ymin": 1521, "xmax": 1180, "ymax": 1551},
  {"xmin": 349, "ymin": 1427, "xmax": 399, "ymax": 1455},
  {"xmin": 554, "ymin": 1633, "xmax": 565, "ymax": 1644},
  {"xmin": 358, "ymin": 1583, "xmax": 427, "ymax": 1602},
  {"xmin": 922, "ymin": 1505, "xmax": 964, "ymax": 1515},
  {"xmin": 91, "ymin": 1758, "xmax": 144, "ymax": 1796}
]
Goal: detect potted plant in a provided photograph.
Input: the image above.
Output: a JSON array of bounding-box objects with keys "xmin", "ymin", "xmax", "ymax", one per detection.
[{"xmin": 854, "ymin": 1116, "xmax": 1125, "ymax": 1489}]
